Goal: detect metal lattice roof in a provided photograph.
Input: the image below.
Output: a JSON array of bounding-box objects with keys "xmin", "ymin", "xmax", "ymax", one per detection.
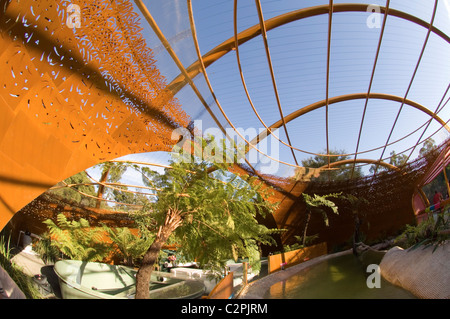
[
  {"xmin": 0, "ymin": 0, "xmax": 449, "ymax": 229},
  {"xmin": 126, "ymin": 0, "xmax": 450, "ymax": 180}
]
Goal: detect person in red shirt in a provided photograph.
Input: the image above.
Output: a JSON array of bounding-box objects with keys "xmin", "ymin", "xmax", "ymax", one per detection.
[{"xmin": 433, "ymin": 190, "xmax": 443, "ymax": 205}]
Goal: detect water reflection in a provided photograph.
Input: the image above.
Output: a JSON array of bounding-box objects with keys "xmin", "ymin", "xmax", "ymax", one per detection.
[{"xmin": 265, "ymin": 254, "xmax": 416, "ymax": 299}]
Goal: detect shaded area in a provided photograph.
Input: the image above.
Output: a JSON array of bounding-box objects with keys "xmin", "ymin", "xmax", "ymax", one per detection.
[
  {"xmin": 268, "ymin": 144, "xmax": 445, "ymax": 250},
  {"xmin": 0, "ymin": 0, "xmax": 190, "ymax": 230},
  {"xmin": 3, "ymin": 192, "xmax": 135, "ymax": 253},
  {"xmin": 40, "ymin": 265, "xmax": 62, "ymax": 299}
]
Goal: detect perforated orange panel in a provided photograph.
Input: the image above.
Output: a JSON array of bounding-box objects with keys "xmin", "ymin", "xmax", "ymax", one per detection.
[{"xmin": 0, "ymin": 0, "xmax": 190, "ymax": 229}]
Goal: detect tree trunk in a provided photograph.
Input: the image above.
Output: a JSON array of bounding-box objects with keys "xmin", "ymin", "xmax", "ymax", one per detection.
[
  {"xmin": 135, "ymin": 209, "xmax": 182, "ymax": 299},
  {"xmin": 135, "ymin": 231, "xmax": 168, "ymax": 299},
  {"xmin": 302, "ymin": 211, "xmax": 312, "ymax": 247},
  {"xmin": 352, "ymin": 213, "xmax": 361, "ymax": 256},
  {"xmin": 96, "ymin": 167, "xmax": 110, "ymax": 209}
]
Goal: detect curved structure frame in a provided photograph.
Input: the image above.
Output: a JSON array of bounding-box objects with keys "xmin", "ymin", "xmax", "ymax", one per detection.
[
  {"xmin": 0, "ymin": 0, "xmax": 448, "ymax": 234},
  {"xmin": 167, "ymin": 3, "xmax": 450, "ymax": 94},
  {"xmin": 320, "ymin": 158, "xmax": 400, "ymax": 171},
  {"xmin": 249, "ymin": 93, "xmax": 450, "ymax": 149},
  {"xmin": 166, "ymin": 1, "xmax": 449, "ymax": 163}
]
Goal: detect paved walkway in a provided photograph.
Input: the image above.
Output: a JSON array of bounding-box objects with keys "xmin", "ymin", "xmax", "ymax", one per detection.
[
  {"xmin": 8, "ymin": 249, "xmax": 61, "ymax": 298},
  {"xmin": 11, "ymin": 250, "xmax": 45, "ymax": 277}
]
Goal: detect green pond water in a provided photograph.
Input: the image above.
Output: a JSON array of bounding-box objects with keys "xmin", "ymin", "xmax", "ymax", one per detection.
[{"xmin": 264, "ymin": 254, "xmax": 416, "ymax": 299}]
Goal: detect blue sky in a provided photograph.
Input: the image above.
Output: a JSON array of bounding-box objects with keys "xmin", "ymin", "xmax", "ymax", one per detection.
[{"xmin": 88, "ymin": 0, "xmax": 450, "ymax": 185}]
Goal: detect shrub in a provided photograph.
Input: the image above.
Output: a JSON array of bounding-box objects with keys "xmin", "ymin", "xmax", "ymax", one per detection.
[
  {"xmin": 395, "ymin": 208, "xmax": 449, "ymax": 252},
  {"xmin": 0, "ymin": 236, "xmax": 41, "ymax": 299}
]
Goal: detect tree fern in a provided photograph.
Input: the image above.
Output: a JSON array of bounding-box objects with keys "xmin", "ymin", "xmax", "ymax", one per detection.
[
  {"xmin": 103, "ymin": 226, "xmax": 153, "ymax": 266},
  {"xmin": 43, "ymin": 214, "xmax": 110, "ymax": 262},
  {"xmin": 301, "ymin": 193, "xmax": 342, "ymax": 246},
  {"xmin": 133, "ymin": 138, "xmax": 279, "ymax": 298}
]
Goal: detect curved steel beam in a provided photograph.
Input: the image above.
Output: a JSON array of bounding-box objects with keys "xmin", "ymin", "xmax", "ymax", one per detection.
[
  {"xmin": 375, "ymin": 0, "xmax": 438, "ymax": 170},
  {"xmin": 249, "ymin": 93, "xmax": 450, "ymax": 147},
  {"xmin": 254, "ymin": 0, "xmax": 299, "ymax": 166},
  {"xmin": 320, "ymin": 158, "xmax": 400, "ymax": 171},
  {"xmin": 168, "ymin": 3, "xmax": 450, "ymax": 95},
  {"xmin": 351, "ymin": 0, "xmax": 390, "ymax": 179}
]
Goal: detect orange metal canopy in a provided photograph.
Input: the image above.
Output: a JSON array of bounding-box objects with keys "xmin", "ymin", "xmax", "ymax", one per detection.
[
  {"xmin": 0, "ymin": 0, "xmax": 189, "ymax": 229},
  {"xmin": 0, "ymin": 0, "xmax": 448, "ymax": 236}
]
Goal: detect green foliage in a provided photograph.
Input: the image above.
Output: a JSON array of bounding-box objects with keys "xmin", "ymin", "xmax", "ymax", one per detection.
[
  {"xmin": 50, "ymin": 161, "xmax": 149, "ymax": 211},
  {"xmin": 300, "ymin": 192, "xmax": 341, "ymax": 247},
  {"xmin": 133, "ymin": 138, "xmax": 279, "ymax": 278},
  {"xmin": 48, "ymin": 171, "xmax": 97, "ymax": 206},
  {"xmin": 422, "ymin": 163, "xmax": 449, "ymax": 204},
  {"xmin": 299, "ymin": 149, "xmax": 363, "ymax": 181},
  {"xmin": 111, "ymin": 187, "xmax": 148, "ymax": 208},
  {"xmin": 38, "ymin": 214, "xmax": 153, "ymax": 266},
  {"xmin": 42, "ymin": 214, "xmax": 111, "ymax": 262},
  {"xmin": 302, "ymin": 193, "xmax": 341, "ymax": 227},
  {"xmin": 93, "ymin": 161, "xmax": 147, "ymax": 210},
  {"xmin": 102, "ymin": 226, "xmax": 153, "ymax": 266},
  {"xmin": 0, "ymin": 236, "xmax": 42, "ymax": 299},
  {"xmin": 95, "ymin": 161, "xmax": 128, "ymax": 184},
  {"xmin": 342, "ymin": 194, "xmax": 369, "ymax": 213},
  {"xmin": 369, "ymin": 150, "xmax": 408, "ymax": 173},
  {"xmin": 419, "ymin": 137, "xmax": 438, "ymax": 157},
  {"xmin": 340, "ymin": 193, "xmax": 370, "ymax": 254},
  {"xmin": 274, "ymin": 234, "xmax": 319, "ymax": 254},
  {"xmin": 33, "ymin": 234, "xmax": 60, "ymax": 264},
  {"xmin": 395, "ymin": 209, "xmax": 450, "ymax": 252},
  {"xmin": 340, "ymin": 193, "xmax": 370, "ymax": 230},
  {"xmin": 295, "ymin": 234, "xmax": 319, "ymax": 248},
  {"xmin": 370, "ymin": 139, "xmax": 438, "ymax": 174}
]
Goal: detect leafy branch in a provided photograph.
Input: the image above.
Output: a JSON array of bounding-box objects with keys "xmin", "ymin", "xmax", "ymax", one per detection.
[{"xmin": 301, "ymin": 193, "xmax": 342, "ymax": 246}]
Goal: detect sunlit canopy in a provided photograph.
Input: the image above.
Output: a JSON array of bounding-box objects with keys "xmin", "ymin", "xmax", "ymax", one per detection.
[
  {"xmin": 0, "ymin": 0, "xmax": 449, "ymax": 232},
  {"xmin": 128, "ymin": 0, "xmax": 449, "ymax": 179}
]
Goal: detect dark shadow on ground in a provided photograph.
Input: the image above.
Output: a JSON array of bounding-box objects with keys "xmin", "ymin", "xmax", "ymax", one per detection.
[{"xmin": 40, "ymin": 265, "xmax": 61, "ymax": 299}]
